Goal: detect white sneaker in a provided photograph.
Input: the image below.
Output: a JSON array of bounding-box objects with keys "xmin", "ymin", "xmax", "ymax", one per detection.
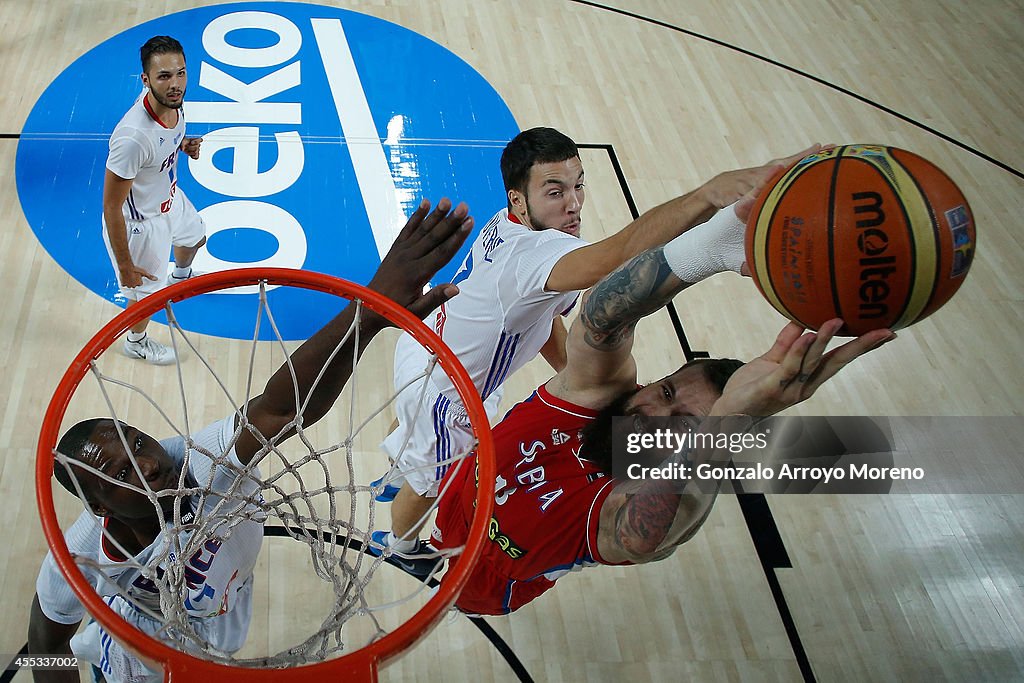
[
  {"xmin": 122, "ymin": 337, "xmax": 177, "ymax": 365},
  {"xmin": 166, "ymin": 268, "xmax": 203, "ymax": 286}
]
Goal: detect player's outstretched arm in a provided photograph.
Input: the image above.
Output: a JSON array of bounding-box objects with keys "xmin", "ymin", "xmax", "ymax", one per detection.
[
  {"xmin": 27, "ymin": 594, "xmax": 79, "ymax": 683},
  {"xmin": 544, "ymin": 144, "xmax": 822, "ymax": 293},
  {"xmin": 709, "ymin": 318, "xmax": 895, "ymax": 418},
  {"xmin": 596, "ymin": 319, "xmax": 896, "ymax": 565},
  {"xmin": 235, "ymin": 199, "xmax": 473, "ymax": 465}
]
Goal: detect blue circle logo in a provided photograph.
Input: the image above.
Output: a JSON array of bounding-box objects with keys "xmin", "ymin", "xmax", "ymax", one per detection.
[{"xmin": 17, "ymin": 2, "xmax": 518, "ymax": 339}]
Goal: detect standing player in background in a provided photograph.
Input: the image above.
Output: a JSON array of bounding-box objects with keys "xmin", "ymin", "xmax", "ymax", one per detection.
[
  {"xmin": 29, "ymin": 199, "xmax": 473, "ymax": 683},
  {"xmin": 102, "ymin": 35, "xmax": 206, "ymax": 365},
  {"xmin": 432, "ymin": 190, "xmax": 896, "ymax": 615},
  {"xmin": 371, "ymin": 126, "xmax": 820, "ymax": 574}
]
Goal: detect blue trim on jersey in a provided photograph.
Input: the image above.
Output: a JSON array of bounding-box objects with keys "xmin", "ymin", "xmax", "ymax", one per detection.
[
  {"xmin": 501, "ymin": 578, "xmax": 516, "ymax": 614},
  {"xmin": 126, "ymin": 187, "xmax": 142, "ymax": 221},
  {"xmin": 481, "ymin": 331, "xmax": 508, "ymax": 398},
  {"xmin": 482, "ymin": 331, "xmax": 520, "ymax": 399},
  {"xmin": 98, "ymin": 596, "xmax": 117, "ymax": 675},
  {"xmin": 433, "ymin": 394, "xmax": 451, "ymax": 481},
  {"xmin": 522, "ymin": 555, "xmax": 595, "ymax": 583}
]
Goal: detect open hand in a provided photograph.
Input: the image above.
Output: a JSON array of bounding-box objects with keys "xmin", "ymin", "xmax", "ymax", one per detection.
[
  {"xmin": 702, "ymin": 143, "xmax": 828, "ymax": 211},
  {"xmin": 368, "ymin": 198, "xmax": 473, "ymax": 320},
  {"xmin": 711, "ymin": 319, "xmax": 895, "ymax": 417}
]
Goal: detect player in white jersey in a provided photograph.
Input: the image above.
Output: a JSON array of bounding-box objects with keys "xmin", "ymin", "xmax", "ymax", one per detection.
[
  {"xmin": 34, "ymin": 416, "xmax": 260, "ymax": 681},
  {"xmin": 373, "ymin": 127, "xmax": 819, "ymax": 575},
  {"xmin": 102, "ymin": 36, "xmax": 206, "ymax": 366},
  {"xmin": 29, "ymin": 198, "xmax": 474, "ymax": 683}
]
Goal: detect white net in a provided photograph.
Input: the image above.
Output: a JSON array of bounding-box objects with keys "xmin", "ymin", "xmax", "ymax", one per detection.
[{"xmin": 48, "ymin": 277, "xmax": 482, "ymax": 673}]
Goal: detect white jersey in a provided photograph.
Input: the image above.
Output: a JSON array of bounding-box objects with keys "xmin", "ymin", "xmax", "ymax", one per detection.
[
  {"xmin": 106, "ymin": 90, "xmax": 186, "ymax": 221},
  {"xmin": 36, "ymin": 416, "xmax": 264, "ymax": 658},
  {"xmin": 426, "ymin": 208, "xmax": 587, "ymax": 403}
]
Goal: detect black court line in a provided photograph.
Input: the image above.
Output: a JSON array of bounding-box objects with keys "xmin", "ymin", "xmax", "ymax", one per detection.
[
  {"xmin": 578, "ymin": 142, "xmax": 699, "ymax": 359},
  {"xmin": 568, "ymin": 0, "xmax": 1024, "ymax": 182},
  {"xmin": 262, "ymin": 526, "xmax": 536, "ymax": 682},
  {"xmin": 588, "ymin": 142, "xmax": 816, "ymax": 682},
  {"xmin": 0, "ymin": 645, "xmax": 28, "ymax": 682},
  {"xmin": 0, "ymin": 133, "xmax": 20, "ymax": 139}
]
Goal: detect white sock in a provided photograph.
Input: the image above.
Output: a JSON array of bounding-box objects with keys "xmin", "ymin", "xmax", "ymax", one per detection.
[
  {"xmin": 171, "ymin": 266, "xmax": 192, "ymax": 280},
  {"xmin": 387, "ymin": 531, "xmax": 418, "ymax": 553},
  {"xmin": 127, "ymin": 332, "xmax": 147, "ymax": 344}
]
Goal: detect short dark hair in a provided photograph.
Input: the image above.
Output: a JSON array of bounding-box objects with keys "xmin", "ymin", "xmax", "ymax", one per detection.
[
  {"xmin": 679, "ymin": 357, "xmax": 744, "ymax": 393},
  {"xmin": 54, "ymin": 418, "xmax": 108, "ymax": 497},
  {"xmin": 140, "ymin": 35, "xmax": 185, "ymax": 73},
  {"xmin": 500, "ymin": 127, "xmax": 579, "ymax": 198},
  {"xmin": 577, "ymin": 357, "xmax": 744, "ymax": 475}
]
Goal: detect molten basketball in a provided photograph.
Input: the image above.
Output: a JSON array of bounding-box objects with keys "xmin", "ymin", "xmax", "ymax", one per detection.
[{"xmin": 745, "ymin": 144, "xmax": 975, "ymax": 336}]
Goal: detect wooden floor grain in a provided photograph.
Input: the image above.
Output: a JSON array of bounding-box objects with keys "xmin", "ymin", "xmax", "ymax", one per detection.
[{"xmin": 1, "ymin": 1, "xmax": 1021, "ymax": 681}]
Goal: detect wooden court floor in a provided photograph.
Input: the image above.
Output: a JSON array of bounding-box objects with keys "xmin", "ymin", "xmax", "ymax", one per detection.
[{"xmin": 1, "ymin": 1, "xmax": 1022, "ymax": 681}]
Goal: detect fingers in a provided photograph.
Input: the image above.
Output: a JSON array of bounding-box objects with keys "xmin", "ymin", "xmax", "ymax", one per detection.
[
  {"xmin": 740, "ymin": 163, "xmax": 786, "ymax": 213},
  {"xmin": 733, "ymin": 193, "xmax": 757, "ymax": 223},
  {"xmin": 419, "ymin": 201, "xmax": 470, "ymax": 256},
  {"xmin": 429, "ymin": 214, "xmax": 473, "ymax": 267},
  {"xmin": 806, "ymin": 327, "xmax": 897, "ymax": 391},
  {"xmin": 370, "ymin": 198, "xmax": 472, "ymax": 308},
  {"xmin": 774, "ymin": 329, "xmax": 819, "ymax": 390},
  {"xmin": 415, "ymin": 197, "xmax": 454, "ymax": 239},
  {"xmin": 771, "ymin": 143, "xmax": 821, "ymax": 168},
  {"xmin": 763, "ymin": 321, "xmax": 807, "ymax": 363},
  {"xmin": 393, "ymin": 198, "xmax": 432, "ymax": 244},
  {"xmin": 406, "ymin": 284, "xmax": 460, "ymax": 320},
  {"xmin": 396, "ymin": 198, "xmax": 468, "ymax": 258}
]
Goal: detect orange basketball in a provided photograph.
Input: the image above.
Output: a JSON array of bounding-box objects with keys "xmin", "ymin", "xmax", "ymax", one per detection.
[{"xmin": 745, "ymin": 144, "xmax": 976, "ymax": 336}]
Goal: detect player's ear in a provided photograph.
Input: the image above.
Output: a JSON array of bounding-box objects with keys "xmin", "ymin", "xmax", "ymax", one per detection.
[
  {"xmin": 140, "ymin": 72, "xmax": 149, "ymax": 88},
  {"xmin": 508, "ymin": 189, "xmax": 527, "ymax": 219}
]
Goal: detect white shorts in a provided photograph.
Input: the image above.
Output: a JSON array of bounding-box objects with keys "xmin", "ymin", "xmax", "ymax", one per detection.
[
  {"xmin": 381, "ymin": 333, "xmax": 502, "ymax": 497},
  {"xmin": 103, "ymin": 190, "xmax": 206, "ymax": 299},
  {"xmin": 70, "ymin": 575, "xmax": 253, "ymax": 683}
]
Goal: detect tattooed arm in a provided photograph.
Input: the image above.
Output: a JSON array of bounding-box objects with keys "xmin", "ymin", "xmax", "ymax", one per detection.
[{"xmin": 545, "ymin": 245, "xmax": 693, "ymax": 405}]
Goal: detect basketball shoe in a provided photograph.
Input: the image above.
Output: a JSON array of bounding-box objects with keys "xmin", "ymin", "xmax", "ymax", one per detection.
[
  {"xmin": 370, "ymin": 474, "xmax": 402, "ymax": 502},
  {"xmin": 123, "ymin": 336, "xmax": 176, "ymax": 365},
  {"xmin": 166, "ymin": 267, "xmax": 203, "ymax": 286},
  {"xmin": 368, "ymin": 530, "xmax": 436, "ymax": 580}
]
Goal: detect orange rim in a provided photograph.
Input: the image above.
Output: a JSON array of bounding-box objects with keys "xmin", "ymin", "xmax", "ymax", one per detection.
[{"xmin": 36, "ymin": 268, "xmax": 496, "ymax": 681}]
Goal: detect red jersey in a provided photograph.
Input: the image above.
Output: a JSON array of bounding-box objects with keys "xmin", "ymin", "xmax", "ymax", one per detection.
[{"xmin": 433, "ymin": 383, "xmax": 631, "ymax": 615}]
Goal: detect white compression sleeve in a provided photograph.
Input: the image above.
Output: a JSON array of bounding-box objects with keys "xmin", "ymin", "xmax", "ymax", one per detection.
[{"xmin": 662, "ymin": 201, "xmax": 746, "ymax": 283}]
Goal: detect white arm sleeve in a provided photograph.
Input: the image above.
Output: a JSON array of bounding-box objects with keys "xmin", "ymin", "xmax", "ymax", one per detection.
[{"xmin": 662, "ymin": 201, "xmax": 746, "ymax": 283}]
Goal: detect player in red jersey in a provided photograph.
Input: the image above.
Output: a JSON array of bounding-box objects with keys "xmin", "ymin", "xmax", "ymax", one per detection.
[{"xmin": 433, "ymin": 187, "xmax": 897, "ymax": 615}]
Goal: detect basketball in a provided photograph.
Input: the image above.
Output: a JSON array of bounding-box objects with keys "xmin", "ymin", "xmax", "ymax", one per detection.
[{"xmin": 745, "ymin": 144, "xmax": 976, "ymax": 336}]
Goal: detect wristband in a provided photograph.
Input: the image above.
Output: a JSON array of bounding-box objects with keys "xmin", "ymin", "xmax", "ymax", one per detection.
[{"xmin": 662, "ymin": 202, "xmax": 746, "ymax": 283}]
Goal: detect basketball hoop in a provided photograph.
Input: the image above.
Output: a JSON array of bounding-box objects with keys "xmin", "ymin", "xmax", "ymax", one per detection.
[{"xmin": 36, "ymin": 268, "xmax": 495, "ymax": 682}]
